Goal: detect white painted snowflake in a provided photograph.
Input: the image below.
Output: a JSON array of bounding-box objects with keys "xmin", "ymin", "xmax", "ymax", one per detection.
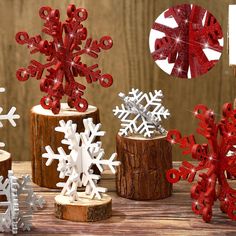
[
  {"xmin": 113, "ymin": 88, "xmax": 170, "ymax": 137},
  {"xmin": 0, "ymin": 170, "xmax": 45, "ymax": 234},
  {"xmin": 42, "ymin": 118, "xmax": 120, "ymax": 201},
  {"xmin": 0, "ymin": 87, "xmax": 20, "ymax": 147}
]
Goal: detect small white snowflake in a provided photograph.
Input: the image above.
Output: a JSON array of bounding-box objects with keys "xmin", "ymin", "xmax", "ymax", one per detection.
[
  {"xmin": 42, "ymin": 118, "xmax": 120, "ymax": 201},
  {"xmin": 113, "ymin": 88, "xmax": 170, "ymax": 137},
  {"xmin": 0, "ymin": 171, "xmax": 45, "ymax": 234},
  {"xmin": 0, "ymin": 87, "xmax": 20, "ymax": 147}
]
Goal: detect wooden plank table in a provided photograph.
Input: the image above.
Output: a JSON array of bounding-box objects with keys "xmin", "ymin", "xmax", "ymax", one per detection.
[{"xmin": 11, "ymin": 162, "xmax": 236, "ymax": 235}]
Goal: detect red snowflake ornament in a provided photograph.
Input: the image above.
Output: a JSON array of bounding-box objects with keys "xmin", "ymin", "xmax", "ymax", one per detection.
[
  {"xmin": 150, "ymin": 4, "xmax": 223, "ymax": 78},
  {"xmin": 16, "ymin": 5, "xmax": 113, "ymax": 114},
  {"xmin": 166, "ymin": 103, "xmax": 236, "ymax": 222}
]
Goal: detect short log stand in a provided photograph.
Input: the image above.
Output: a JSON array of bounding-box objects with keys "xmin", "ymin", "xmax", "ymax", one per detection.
[
  {"xmin": 54, "ymin": 193, "xmax": 112, "ymax": 222},
  {"xmin": 0, "ymin": 150, "xmax": 12, "ymax": 201},
  {"xmin": 0, "ymin": 150, "xmax": 11, "ymax": 179},
  {"xmin": 31, "ymin": 103, "xmax": 100, "ymax": 188},
  {"xmin": 116, "ymin": 134, "xmax": 172, "ymax": 200}
]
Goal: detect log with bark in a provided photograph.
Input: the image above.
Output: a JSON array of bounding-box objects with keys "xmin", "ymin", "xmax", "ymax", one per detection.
[
  {"xmin": 54, "ymin": 193, "xmax": 112, "ymax": 222},
  {"xmin": 116, "ymin": 134, "xmax": 172, "ymax": 200},
  {"xmin": 30, "ymin": 103, "xmax": 100, "ymax": 188},
  {"xmin": 0, "ymin": 150, "xmax": 12, "ymax": 201},
  {"xmin": 0, "ymin": 150, "xmax": 11, "ymax": 180}
]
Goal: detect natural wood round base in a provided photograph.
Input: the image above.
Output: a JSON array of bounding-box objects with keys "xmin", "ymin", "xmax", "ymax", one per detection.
[
  {"xmin": 0, "ymin": 150, "xmax": 12, "ymax": 201},
  {"xmin": 31, "ymin": 103, "xmax": 100, "ymax": 188},
  {"xmin": 54, "ymin": 193, "xmax": 112, "ymax": 222},
  {"xmin": 116, "ymin": 134, "xmax": 172, "ymax": 200}
]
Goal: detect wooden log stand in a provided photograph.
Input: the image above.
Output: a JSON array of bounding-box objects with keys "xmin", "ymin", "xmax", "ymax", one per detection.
[
  {"xmin": 31, "ymin": 103, "xmax": 100, "ymax": 188},
  {"xmin": 54, "ymin": 193, "xmax": 112, "ymax": 222},
  {"xmin": 0, "ymin": 150, "xmax": 11, "ymax": 179},
  {"xmin": 0, "ymin": 150, "xmax": 12, "ymax": 201},
  {"xmin": 116, "ymin": 134, "xmax": 172, "ymax": 200}
]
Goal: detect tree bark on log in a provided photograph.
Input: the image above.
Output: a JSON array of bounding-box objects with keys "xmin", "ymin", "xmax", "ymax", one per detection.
[
  {"xmin": 116, "ymin": 134, "xmax": 172, "ymax": 200},
  {"xmin": 54, "ymin": 193, "xmax": 112, "ymax": 222},
  {"xmin": 0, "ymin": 150, "xmax": 12, "ymax": 201},
  {"xmin": 31, "ymin": 103, "xmax": 100, "ymax": 188},
  {"xmin": 0, "ymin": 150, "xmax": 11, "ymax": 180}
]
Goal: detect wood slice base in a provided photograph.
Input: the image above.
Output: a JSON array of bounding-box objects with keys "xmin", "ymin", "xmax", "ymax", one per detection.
[
  {"xmin": 31, "ymin": 103, "xmax": 100, "ymax": 188},
  {"xmin": 54, "ymin": 193, "xmax": 112, "ymax": 222},
  {"xmin": 116, "ymin": 134, "xmax": 172, "ymax": 200},
  {"xmin": 0, "ymin": 150, "xmax": 12, "ymax": 201}
]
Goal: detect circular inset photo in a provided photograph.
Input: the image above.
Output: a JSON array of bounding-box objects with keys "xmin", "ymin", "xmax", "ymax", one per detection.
[{"xmin": 149, "ymin": 4, "xmax": 223, "ymax": 79}]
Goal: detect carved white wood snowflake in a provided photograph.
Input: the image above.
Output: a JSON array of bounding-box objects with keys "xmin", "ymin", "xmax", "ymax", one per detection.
[
  {"xmin": 0, "ymin": 87, "xmax": 20, "ymax": 147},
  {"xmin": 113, "ymin": 88, "xmax": 170, "ymax": 137},
  {"xmin": 42, "ymin": 118, "xmax": 120, "ymax": 201},
  {"xmin": 0, "ymin": 171, "xmax": 45, "ymax": 234}
]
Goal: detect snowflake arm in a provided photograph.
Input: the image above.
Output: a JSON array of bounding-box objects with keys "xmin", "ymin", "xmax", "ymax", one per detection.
[
  {"xmin": 0, "ymin": 107, "xmax": 20, "ymax": 128},
  {"xmin": 81, "ymin": 118, "xmax": 105, "ymax": 145},
  {"xmin": 42, "ymin": 146, "xmax": 72, "ymax": 179},
  {"xmin": 93, "ymin": 152, "xmax": 120, "ymax": 174},
  {"xmin": 17, "ymin": 175, "xmax": 45, "ymax": 231},
  {"xmin": 0, "ymin": 88, "xmax": 20, "ymax": 147},
  {"xmin": 83, "ymin": 170, "xmax": 106, "ymax": 199},
  {"xmin": 0, "ymin": 88, "xmax": 20, "ymax": 127}
]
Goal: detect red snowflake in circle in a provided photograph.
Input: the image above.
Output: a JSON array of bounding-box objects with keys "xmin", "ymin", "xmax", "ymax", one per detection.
[
  {"xmin": 150, "ymin": 4, "xmax": 223, "ymax": 79},
  {"xmin": 166, "ymin": 103, "xmax": 236, "ymax": 222},
  {"xmin": 16, "ymin": 4, "xmax": 113, "ymax": 114}
]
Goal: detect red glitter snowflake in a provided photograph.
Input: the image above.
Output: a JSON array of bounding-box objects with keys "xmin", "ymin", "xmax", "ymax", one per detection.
[
  {"xmin": 151, "ymin": 4, "xmax": 223, "ymax": 78},
  {"xmin": 166, "ymin": 103, "xmax": 236, "ymax": 222},
  {"xmin": 15, "ymin": 4, "xmax": 113, "ymax": 114}
]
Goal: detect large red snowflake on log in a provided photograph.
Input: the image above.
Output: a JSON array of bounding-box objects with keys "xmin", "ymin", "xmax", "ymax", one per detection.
[
  {"xmin": 150, "ymin": 4, "xmax": 223, "ymax": 78},
  {"xmin": 15, "ymin": 4, "xmax": 113, "ymax": 114},
  {"xmin": 166, "ymin": 103, "xmax": 236, "ymax": 222}
]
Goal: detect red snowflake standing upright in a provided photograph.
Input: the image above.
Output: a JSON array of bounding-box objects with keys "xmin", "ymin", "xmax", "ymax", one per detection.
[
  {"xmin": 151, "ymin": 4, "xmax": 223, "ymax": 78},
  {"xmin": 16, "ymin": 4, "xmax": 113, "ymax": 114},
  {"xmin": 166, "ymin": 103, "xmax": 236, "ymax": 222}
]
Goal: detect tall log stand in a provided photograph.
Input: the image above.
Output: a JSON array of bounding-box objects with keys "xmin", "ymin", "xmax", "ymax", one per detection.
[
  {"xmin": 0, "ymin": 150, "xmax": 12, "ymax": 201},
  {"xmin": 116, "ymin": 134, "xmax": 172, "ymax": 200},
  {"xmin": 31, "ymin": 103, "xmax": 100, "ymax": 188}
]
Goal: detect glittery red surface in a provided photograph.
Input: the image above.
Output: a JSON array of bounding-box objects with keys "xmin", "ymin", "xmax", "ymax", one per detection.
[
  {"xmin": 166, "ymin": 103, "xmax": 236, "ymax": 222},
  {"xmin": 151, "ymin": 4, "xmax": 223, "ymax": 78},
  {"xmin": 16, "ymin": 4, "xmax": 113, "ymax": 114}
]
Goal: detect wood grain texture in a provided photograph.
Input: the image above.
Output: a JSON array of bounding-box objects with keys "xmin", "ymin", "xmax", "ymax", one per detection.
[
  {"xmin": 0, "ymin": 150, "xmax": 11, "ymax": 201},
  {"xmin": 0, "ymin": 0, "xmax": 236, "ymax": 161},
  {"xmin": 10, "ymin": 161, "xmax": 236, "ymax": 235},
  {"xmin": 31, "ymin": 104, "xmax": 100, "ymax": 188},
  {"xmin": 0, "ymin": 150, "xmax": 11, "ymax": 180},
  {"xmin": 55, "ymin": 193, "xmax": 112, "ymax": 222},
  {"xmin": 116, "ymin": 134, "xmax": 172, "ymax": 200}
]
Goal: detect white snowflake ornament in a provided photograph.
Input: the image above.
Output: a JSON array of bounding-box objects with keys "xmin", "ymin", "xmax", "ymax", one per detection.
[
  {"xmin": 42, "ymin": 118, "xmax": 120, "ymax": 201},
  {"xmin": 113, "ymin": 88, "xmax": 170, "ymax": 137},
  {"xmin": 0, "ymin": 170, "xmax": 45, "ymax": 234},
  {"xmin": 0, "ymin": 87, "xmax": 20, "ymax": 147}
]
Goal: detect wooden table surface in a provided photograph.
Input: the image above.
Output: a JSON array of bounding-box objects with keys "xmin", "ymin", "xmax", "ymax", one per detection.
[{"xmin": 10, "ymin": 162, "xmax": 236, "ymax": 236}]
